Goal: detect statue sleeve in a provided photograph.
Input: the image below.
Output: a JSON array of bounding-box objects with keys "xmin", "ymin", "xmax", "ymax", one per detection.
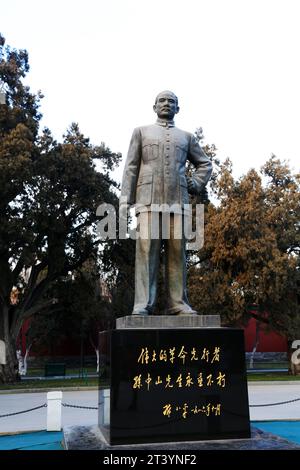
[
  {"xmin": 120, "ymin": 127, "xmax": 142, "ymax": 206},
  {"xmin": 187, "ymin": 134, "xmax": 212, "ymax": 194}
]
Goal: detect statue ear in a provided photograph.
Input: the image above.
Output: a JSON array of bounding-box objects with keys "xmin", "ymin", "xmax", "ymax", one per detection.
[
  {"xmin": 175, "ymin": 106, "xmax": 180, "ymax": 114},
  {"xmin": 153, "ymin": 104, "xmax": 157, "ymax": 113}
]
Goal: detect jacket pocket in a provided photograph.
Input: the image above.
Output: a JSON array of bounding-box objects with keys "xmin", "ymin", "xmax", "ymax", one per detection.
[
  {"xmin": 176, "ymin": 142, "xmax": 188, "ymax": 163},
  {"xmin": 136, "ymin": 173, "xmax": 153, "ymax": 206},
  {"xmin": 142, "ymin": 139, "xmax": 159, "ymax": 161}
]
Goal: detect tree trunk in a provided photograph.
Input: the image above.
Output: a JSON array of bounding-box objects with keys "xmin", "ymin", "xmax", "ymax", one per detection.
[
  {"xmin": 17, "ymin": 343, "xmax": 32, "ymax": 376},
  {"xmin": 0, "ymin": 303, "xmax": 19, "ymax": 383},
  {"xmin": 17, "ymin": 349, "xmax": 24, "ymax": 375},
  {"xmin": 249, "ymin": 321, "xmax": 260, "ymax": 369},
  {"xmin": 0, "ymin": 336, "xmax": 19, "ymax": 383},
  {"xmin": 23, "ymin": 344, "xmax": 32, "ymax": 376},
  {"xmin": 89, "ymin": 335, "xmax": 99, "ymax": 373},
  {"xmin": 95, "ymin": 348, "xmax": 99, "ymax": 373}
]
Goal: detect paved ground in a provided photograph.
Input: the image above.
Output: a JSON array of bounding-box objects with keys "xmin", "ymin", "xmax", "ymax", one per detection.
[
  {"xmin": 248, "ymin": 383, "xmax": 300, "ymax": 420},
  {"xmin": 0, "ymin": 390, "xmax": 98, "ymax": 433},
  {"xmin": 0, "ymin": 384, "xmax": 300, "ymax": 434}
]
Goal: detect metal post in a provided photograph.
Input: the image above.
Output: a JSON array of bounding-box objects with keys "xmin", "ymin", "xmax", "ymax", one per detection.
[{"xmin": 47, "ymin": 391, "xmax": 62, "ymax": 431}]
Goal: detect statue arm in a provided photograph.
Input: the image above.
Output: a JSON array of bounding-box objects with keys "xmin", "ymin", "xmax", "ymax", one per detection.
[
  {"xmin": 187, "ymin": 134, "xmax": 212, "ymax": 195},
  {"xmin": 120, "ymin": 127, "xmax": 142, "ymax": 206}
]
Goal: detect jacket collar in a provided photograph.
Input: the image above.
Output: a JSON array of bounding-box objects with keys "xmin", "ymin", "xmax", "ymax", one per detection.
[{"xmin": 156, "ymin": 118, "xmax": 175, "ymax": 128}]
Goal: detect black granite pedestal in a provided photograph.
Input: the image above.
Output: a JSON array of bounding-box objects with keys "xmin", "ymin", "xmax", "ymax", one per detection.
[{"xmin": 99, "ymin": 318, "xmax": 250, "ymax": 446}]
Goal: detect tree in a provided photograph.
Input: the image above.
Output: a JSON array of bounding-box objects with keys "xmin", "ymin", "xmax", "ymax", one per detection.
[
  {"xmin": 0, "ymin": 34, "xmax": 120, "ymax": 382},
  {"xmin": 101, "ymin": 235, "xmax": 135, "ymax": 319},
  {"xmin": 188, "ymin": 156, "xmax": 300, "ymax": 356},
  {"xmin": 25, "ymin": 258, "xmax": 113, "ymax": 373}
]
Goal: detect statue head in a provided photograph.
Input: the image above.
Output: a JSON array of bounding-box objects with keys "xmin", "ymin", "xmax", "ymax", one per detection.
[{"xmin": 153, "ymin": 90, "xmax": 180, "ymax": 120}]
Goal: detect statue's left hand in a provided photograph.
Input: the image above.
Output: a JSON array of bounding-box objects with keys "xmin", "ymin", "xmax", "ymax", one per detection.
[{"xmin": 187, "ymin": 177, "xmax": 196, "ymax": 194}]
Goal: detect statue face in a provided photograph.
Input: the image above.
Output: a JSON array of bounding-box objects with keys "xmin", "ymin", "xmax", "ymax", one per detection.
[{"xmin": 153, "ymin": 91, "xmax": 179, "ymax": 120}]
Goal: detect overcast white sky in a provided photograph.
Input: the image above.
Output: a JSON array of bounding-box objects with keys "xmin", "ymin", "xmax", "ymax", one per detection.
[{"xmin": 2, "ymin": 0, "xmax": 300, "ymax": 182}]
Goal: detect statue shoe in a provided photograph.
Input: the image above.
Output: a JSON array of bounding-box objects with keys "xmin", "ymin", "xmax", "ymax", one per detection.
[
  {"xmin": 132, "ymin": 308, "xmax": 149, "ymax": 316},
  {"xmin": 166, "ymin": 307, "xmax": 198, "ymax": 316},
  {"xmin": 177, "ymin": 309, "xmax": 198, "ymax": 316}
]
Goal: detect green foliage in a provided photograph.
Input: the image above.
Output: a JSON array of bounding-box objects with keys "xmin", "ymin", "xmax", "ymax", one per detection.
[
  {"xmin": 26, "ymin": 259, "xmax": 113, "ymax": 353},
  {"xmin": 0, "ymin": 34, "xmax": 121, "ymax": 382},
  {"xmin": 100, "ymin": 237, "xmax": 135, "ymax": 318},
  {"xmin": 188, "ymin": 155, "xmax": 300, "ymax": 339}
]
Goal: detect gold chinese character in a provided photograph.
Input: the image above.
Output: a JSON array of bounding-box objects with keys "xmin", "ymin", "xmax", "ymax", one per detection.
[
  {"xmin": 206, "ymin": 374, "xmax": 213, "ymax": 386},
  {"xmin": 212, "ymin": 404, "xmax": 221, "ymax": 416},
  {"xmin": 165, "ymin": 374, "xmax": 174, "ymax": 388},
  {"xmin": 133, "ymin": 374, "xmax": 142, "ymax": 389},
  {"xmin": 185, "ymin": 372, "xmax": 194, "ymax": 387},
  {"xmin": 182, "ymin": 403, "xmax": 188, "ymax": 419},
  {"xmin": 211, "ymin": 347, "xmax": 220, "ymax": 363},
  {"xmin": 204, "ymin": 403, "xmax": 211, "ymax": 416},
  {"xmin": 145, "ymin": 373, "xmax": 152, "ymax": 391},
  {"xmin": 155, "ymin": 375, "xmax": 163, "ymax": 385},
  {"xmin": 178, "ymin": 346, "xmax": 188, "ymax": 364},
  {"xmin": 137, "ymin": 348, "xmax": 149, "ymax": 364},
  {"xmin": 169, "ymin": 347, "xmax": 176, "ymax": 364},
  {"xmin": 163, "ymin": 404, "xmax": 172, "ymax": 417},
  {"xmin": 216, "ymin": 372, "xmax": 225, "ymax": 387},
  {"xmin": 159, "ymin": 349, "xmax": 168, "ymax": 362},
  {"xmin": 176, "ymin": 373, "xmax": 183, "ymax": 388},
  {"xmin": 196, "ymin": 406, "xmax": 205, "ymax": 414},
  {"xmin": 197, "ymin": 372, "xmax": 203, "ymax": 387},
  {"xmin": 191, "ymin": 347, "xmax": 199, "ymax": 361},
  {"xmin": 201, "ymin": 348, "xmax": 209, "ymax": 362},
  {"xmin": 152, "ymin": 350, "xmax": 157, "ymax": 362},
  {"xmin": 191, "ymin": 405, "xmax": 199, "ymax": 414}
]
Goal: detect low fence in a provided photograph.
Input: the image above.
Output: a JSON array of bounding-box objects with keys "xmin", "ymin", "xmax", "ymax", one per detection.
[{"xmin": 1, "ymin": 392, "xmax": 300, "ymax": 431}]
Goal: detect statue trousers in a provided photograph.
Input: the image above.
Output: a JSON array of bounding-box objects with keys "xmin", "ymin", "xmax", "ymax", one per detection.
[{"xmin": 133, "ymin": 212, "xmax": 194, "ymax": 315}]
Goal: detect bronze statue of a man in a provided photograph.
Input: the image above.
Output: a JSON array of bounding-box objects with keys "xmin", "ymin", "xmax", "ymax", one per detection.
[{"xmin": 121, "ymin": 91, "xmax": 212, "ymax": 316}]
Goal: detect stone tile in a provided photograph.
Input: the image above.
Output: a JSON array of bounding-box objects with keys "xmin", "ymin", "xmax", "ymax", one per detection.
[{"xmin": 63, "ymin": 425, "xmax": 300, "ymax": 450}]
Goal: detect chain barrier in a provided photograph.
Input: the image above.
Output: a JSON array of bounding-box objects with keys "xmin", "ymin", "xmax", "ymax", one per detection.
[
  {"xmin": 62, "ymin": 402, "xmax": 98, "ymax": 410},
  {"xmin": 1, "ymin": 397, "xmax": 300, "ymax": 418},
  {"xmin": 249, "ymin": 397, "xmax": 300, "ymax": 407},
  {"xmin": 0, "ymin": 403, "xmax": 47, "ymax": 418},
  {"xmin": 62, "ymin": 398, "xmax": 300, "ymax": 409},
  {"xmin": 62, "ymin": 398, "xmax": 300, "ymax": 410}
]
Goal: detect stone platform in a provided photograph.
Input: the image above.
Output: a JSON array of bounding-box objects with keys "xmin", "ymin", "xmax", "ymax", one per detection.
[
  {"xmin": 116, "ymin": 314, "xmax": 221, "ymax": 329},
  {"xmin": 63, "ymin": 425, "xmax": 300, "ymax": 450}
]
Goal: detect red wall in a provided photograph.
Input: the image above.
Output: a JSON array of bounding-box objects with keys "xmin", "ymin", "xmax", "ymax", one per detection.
[
  {"xmin": 17, "ymin": 319, "xmax": 94, "ymax": 356},
  {"xmin": 244, "ymin": 317, "xmax": 287, "ymax": 352},
  {"xmin": 19, "ymin": 315, "xmax": 288, "ymax": 356}
]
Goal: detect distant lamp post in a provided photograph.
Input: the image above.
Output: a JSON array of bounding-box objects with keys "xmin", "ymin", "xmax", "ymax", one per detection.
[{"xmin": 0, "ymin": 80, "xmax": 6, "ymax": 104}]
